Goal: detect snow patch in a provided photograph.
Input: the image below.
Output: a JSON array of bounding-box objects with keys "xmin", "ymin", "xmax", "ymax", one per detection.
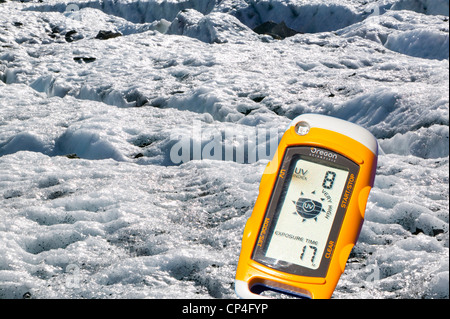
[
  {"xmin": 24, "ymin": 0, "xmax": 217, "ymax": 24},
  {"xmin": 379, "ymin": 125, "xmax": 449, "ymax": 158},
  {"xmin": 231, "ymin": 0, "xmax": 362, "ymax": 33},
  {"xmin": 338, "ymin": 10, "xmax": 449, "ymax": 60},
  {"xmin": 0, "ymin": 132, "xmax": 50, "ymax": 157},
  {"xmin": 385, "ymin": 28, "xmax": 449, "ymax": 60},
  {"xmin": 390, "ymin": 0, "xmax": 450, "ymax": 16},
  {"xmin": 167, "ymin": 9, "xmax": 257, "ymax": 43}
]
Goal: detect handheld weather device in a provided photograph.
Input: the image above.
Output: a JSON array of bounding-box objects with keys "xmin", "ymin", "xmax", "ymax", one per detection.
[{"xmin": 235, "ymin": 114, "xmax": 378, "ymax": 299}]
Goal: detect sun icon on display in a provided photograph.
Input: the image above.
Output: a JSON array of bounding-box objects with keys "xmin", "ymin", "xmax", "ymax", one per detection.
[{"xmin": 292, "ymin": 190, "xmax": 326, "ymax": 222}]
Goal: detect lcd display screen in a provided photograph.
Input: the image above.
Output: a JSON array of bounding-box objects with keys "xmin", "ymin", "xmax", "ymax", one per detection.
[
  {"xmin": 264, "ymin": 158, "xmax": 349, "ymax": 270},
  {"xmin": 252, "ymin": 146, "xmax": 359, "ymax": 277}
]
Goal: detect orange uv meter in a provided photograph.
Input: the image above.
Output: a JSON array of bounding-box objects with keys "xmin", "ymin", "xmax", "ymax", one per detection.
[{"xmin": 235, "ymin": 114, "xmax": 378, "ymax": 299}]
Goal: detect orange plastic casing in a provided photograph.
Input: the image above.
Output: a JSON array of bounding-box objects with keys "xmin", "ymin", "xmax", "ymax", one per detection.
[{"xmin": 235, "ymin": 122, "xmax": 378, "ymax": 299}]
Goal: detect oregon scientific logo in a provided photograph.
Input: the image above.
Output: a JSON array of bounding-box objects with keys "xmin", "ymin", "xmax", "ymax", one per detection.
[{"xmin": 309, "ymin": 147, "xmax": 338, "ymax": 162}]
